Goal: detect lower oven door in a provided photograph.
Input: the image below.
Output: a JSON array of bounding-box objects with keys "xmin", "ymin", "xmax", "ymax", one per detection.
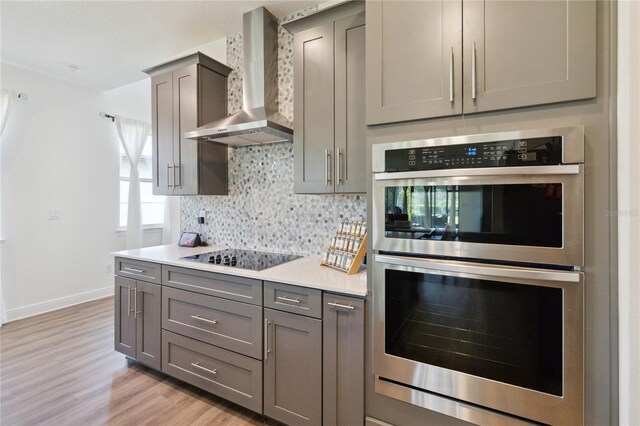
[{"xmin": 373, "ymin": 254, "xmax": 584, "ymax": 425}]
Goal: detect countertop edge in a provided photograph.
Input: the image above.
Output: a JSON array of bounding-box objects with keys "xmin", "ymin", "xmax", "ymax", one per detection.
[{"xmin": 112, "ymin": 245, "xmax": 368, "ymax": 298}]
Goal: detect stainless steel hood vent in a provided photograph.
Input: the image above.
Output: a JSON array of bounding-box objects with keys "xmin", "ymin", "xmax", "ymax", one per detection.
[{"xmin": 186, "ymin": 7, "xmax": 292, "ymax": 146}]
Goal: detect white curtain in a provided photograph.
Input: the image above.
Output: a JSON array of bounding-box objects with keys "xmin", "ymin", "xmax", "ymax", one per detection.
[
  {"xmin": 0, "ymin": 88, "xmax": 16, "ymax": 324},
  {"xmin": 1, "ymin": 89, "xmax": 16, "ymax": 136},
  {"xmin": 115, "ymin": 115, "xmax": 150, "ymax": 249}
]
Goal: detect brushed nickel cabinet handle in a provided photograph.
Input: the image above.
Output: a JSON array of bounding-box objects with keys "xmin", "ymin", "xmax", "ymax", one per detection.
[
  {"xmin": 449, "ymin": 46, "xmax": 454, "ymax": 103},
  {"xmin": 127, "ymin": 286, "xmax": 133, "ymax": 317},
  {"xmin": 133, "ymin": 288, "xmax": 138, "ymax": 318},
  {"xmin": 191, "ymin": 362, "xmax": 217, "ymax": 375},
  {"xmin": 136, "ymin": 289, "xmax": 142, "ymax": 316},
  {"xmin": 336, "ymin": 148, "xmax": 343, "ymax": 185},
  {"xmin": 277, "ymin": 295, "xmax": 301, "ymax": 304},
  {"xmin": 327, "ymin": 301, "xmax": 355, "ymax": 310},
  {"xmin": 264, "ymin": 319, "xmax": 271, "ymax": 360},
  {"xmin": 325, "ymin": 149, "xmax": 331, "ymax": 186},
  {"xmin": 124, "ymin": 267, "xmax": 145, "ymax": 274},
  {"xmin": 167, "ymin": 164, "xmax": 174, "ymax": 188},
  {"xmin": 191, "ymin": 315, "xmax": 218, "ymax": 325},
  {"xmin": 174, "ymin": 163, "xmax": 181, "ymax": 187},
  {"xmin": 472, "ymin": 42, "xmax": 477, "ymax": 101}
]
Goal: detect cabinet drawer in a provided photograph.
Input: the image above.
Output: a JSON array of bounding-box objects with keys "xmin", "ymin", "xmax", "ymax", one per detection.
[
  {"xmin": 264, "ymin": 281, "xmax": 322, "ymax": 319},
  {"xmin": 162, "ymin": 286, "xmax": 263, "ymax": 359},
  {"xmin": 163, "ymin": 265, "xmax": 262, "ymax": 305},
  {"xmin": 162, "ymin": 330, "xmax": 262, "ymax": 413},
  {"xmin": 115, "ymin": 257, "xmax": 161, "ymax": 284}
]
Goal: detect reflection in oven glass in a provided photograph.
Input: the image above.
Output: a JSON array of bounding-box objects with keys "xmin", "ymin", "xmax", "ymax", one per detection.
[
  {"xmin": 384, "ymin": 184, "xmax": 563, "ymax": 247},
  {"xmin": 385, "ymin": 269, "xmax": 563, "ymax": 396}
]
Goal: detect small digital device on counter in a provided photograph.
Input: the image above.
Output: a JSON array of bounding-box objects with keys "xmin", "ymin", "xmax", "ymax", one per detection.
[
  {"xmin": 181, "ymin": 249, "xmax": 301, "ymax": 271},
  {"xmin": 178, "ymin": 232, "xmax": 201, "ymax": 247}
]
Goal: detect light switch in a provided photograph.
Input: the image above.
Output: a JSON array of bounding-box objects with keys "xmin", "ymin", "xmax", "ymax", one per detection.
[{"xmin": 48, "ymin": 209, "xmax": 61, "ymax": 220}]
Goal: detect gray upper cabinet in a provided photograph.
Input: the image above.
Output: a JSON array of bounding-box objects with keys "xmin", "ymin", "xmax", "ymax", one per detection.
[
  {"xmin": 291, "ymin": 7, "xmax": 366, "ymax": 194},
  {"xmin": 462, "ymin": 0, "xmax": 596, "ymax": 114},
  {"xmin": 114, "ymin": 275, "xmax": 161, "ymax": 370},
  {"xmin": 264, "ymin": 308, "xmax": 322, "ymax": 426},
  {"xmin": 293, "ymin": 23, "xmax": 334, "ymax": 194},
  {"xmin": 323, "ymin": 294, "xmax": 365, "ymax": 426},
  {"xmin": 145, "ymin": 52, "xmax": 232, "ymax": 196},
  {"xmin": 366, "ymin": 0, "xmax": 462, "ymax": 124},
  {"xmin": 366, "ymin": 0, "xmax": 596, "ymax": 125},
  {"xmin": 334, "ymin": 13, "xmax": 367, "ymax": 193}
]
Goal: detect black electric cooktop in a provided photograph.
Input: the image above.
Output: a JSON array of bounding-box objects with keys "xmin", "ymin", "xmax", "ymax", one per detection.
[{"xmin": 181, "ymin": 249, "xmax": 302, "ymax": 271}]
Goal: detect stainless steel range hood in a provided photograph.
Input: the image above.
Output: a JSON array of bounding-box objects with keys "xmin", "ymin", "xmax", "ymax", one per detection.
[{"xmin": 186, "ymin": 7, "xmax": 292, "ymax": 146}]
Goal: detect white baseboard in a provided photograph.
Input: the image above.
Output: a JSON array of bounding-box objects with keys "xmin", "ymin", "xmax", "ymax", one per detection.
[{"xmin": 5, "ymin": 286, "xmax": 114, "ymax": 323}]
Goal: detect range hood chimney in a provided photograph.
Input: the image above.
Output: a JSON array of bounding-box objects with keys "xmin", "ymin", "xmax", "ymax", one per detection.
[{"xmin": 186, "ymin": 7, "xmax": 293, "ymax": 146}]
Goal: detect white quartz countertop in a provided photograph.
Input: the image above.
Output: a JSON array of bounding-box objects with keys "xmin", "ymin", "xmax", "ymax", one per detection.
[{"xmin": 112, "ymin": 244, "xmax": 367, "ymax": 297}]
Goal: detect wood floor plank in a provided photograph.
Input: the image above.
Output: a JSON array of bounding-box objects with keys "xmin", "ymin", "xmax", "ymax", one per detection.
[{"xmin": 0, "ymin": 297, "xmax": 275, "ymax": 426}]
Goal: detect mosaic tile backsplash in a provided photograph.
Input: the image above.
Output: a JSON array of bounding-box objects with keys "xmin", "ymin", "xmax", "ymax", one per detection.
[{"xmin": 180, "ymin": 7, "xmax": 367, "ymax": 256}]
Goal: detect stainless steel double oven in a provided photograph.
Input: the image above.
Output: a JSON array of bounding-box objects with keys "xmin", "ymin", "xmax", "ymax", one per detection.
[{"xmin": 372, "ymin": 127, "xmax": 584, "ymax": 425}]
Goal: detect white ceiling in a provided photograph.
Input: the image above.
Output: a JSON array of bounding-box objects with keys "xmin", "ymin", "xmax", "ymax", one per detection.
[{"xmin": 0, "ymin": 0, "xmax": 318, "ymax": 91}]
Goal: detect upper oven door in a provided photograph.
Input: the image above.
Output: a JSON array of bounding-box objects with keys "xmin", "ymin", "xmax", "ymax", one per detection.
[{"xmin": 372, "ymin": 164, "xmax": 583, "ymax": 266}]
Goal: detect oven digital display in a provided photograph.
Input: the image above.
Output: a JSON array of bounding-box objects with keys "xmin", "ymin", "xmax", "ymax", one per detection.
[{"xmin": 384, "ymin": 136, "xmax": 562, "ymax": 172}]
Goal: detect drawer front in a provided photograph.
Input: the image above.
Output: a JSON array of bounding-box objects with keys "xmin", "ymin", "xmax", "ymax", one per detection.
[
  {"xmin": 162, "ymin": 286, "xmax": 263, "ymax": 359},
  {"xmin": 163, "ymin": 265, "xmax": 262, "ymax": 305},
  {"xmin": 264, "ymin": 281, "xmax": 322, "ymax": 319},
  {"xmin": 162, "ymin": 330, "xmax": 262, "ymax": 413},
  {"xmin": 115, "ymin": 257, "xmax": 161, "ymax": 284}
]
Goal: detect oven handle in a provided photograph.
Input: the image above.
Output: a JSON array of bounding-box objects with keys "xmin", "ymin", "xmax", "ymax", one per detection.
[
  {"xmin": 374, "ymin": 254, "xmax": 581, "ymax": 283},
  {"xmin": 374, "ymin": 164, "xmax": 580, "ymax": 181}
]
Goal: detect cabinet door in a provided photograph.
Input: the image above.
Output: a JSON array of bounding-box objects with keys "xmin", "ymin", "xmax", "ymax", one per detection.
[
  {"xmin": 334, "ymin": 13, "xmax": 366, "ymax": 194},
  {"xmin": 135, "ymin": 281, "xmax": 161, "ymax": 370},
  {"xmin": 366, "ymin": 0, "xmax": 462, "ymax": 125},
  {"xmin": 114, "ymin": 276, "xmax": 136, "ymax": 358},
  {"xmin": 323, "ymin": 295, "xmax": 365, "ymax": 426},
  {"xmin": 151, "ymin": 72, "xmax": 174, "ymax": 195},
  {"xmin": 264, "ymin": 309, "xmax": 322, "ymax": 426},
  {"xmin": 463, "ymin": 0, "xmax": 596, "ymax": 113},
  {"xmin": 173, "ymin": 64, "xmax": 199, "ymax": 195},
  {"xmin": 197, "ymin": 66, "xmax": 230, "ymax": 196},
  {"xmin": 293, "ymin": 23, "xmax": 335, "ymax": 194}
]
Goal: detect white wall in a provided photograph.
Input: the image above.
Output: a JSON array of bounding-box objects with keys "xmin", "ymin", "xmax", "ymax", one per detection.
[
  {"xmin": 0, "ymin": 34, "xmax": 227, "ymax": 322},
  {"xmin": 1, "ymin": 62, "xmax": 120, "ymax": 321},
  {"xmin": 618, "ymin": 1, "xmax": 640, "ymax": 424}
]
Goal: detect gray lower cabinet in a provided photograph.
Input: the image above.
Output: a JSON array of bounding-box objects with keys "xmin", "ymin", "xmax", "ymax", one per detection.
[
  {"xmin": 114, "ymin": 276, "xmax": 161, "ymax": 370},
  {"xmin": 116, "ymin": 259, "xmax": 366, "ymax": 425},
  {"xmin": 162, "ymin": 286, "xmax": 263, "ymax": 359},
  {"xmin": 162, "ymin": 330, "xmax": 263, "ymax": 413},
  {"xmin": 264, "ymin": 308, "xmax": 322, "ymax": 426},
  {"xmin": 145, "ymin": 52, "xmax": 232, "ymax": 196},
  {"xmin": 292, "ymin": 9, "xmax": 366, "ymax": 194},
  {"xmin": 323, "ymin": 294, "xmax": 365, "ymax": 426},
  {"xmin": 366, "ymin": 0, "xmax": 596, "ymax": 124},
  {"xmin": 162, "ymin": 264, "xmax": 263, "ymax": 305}
]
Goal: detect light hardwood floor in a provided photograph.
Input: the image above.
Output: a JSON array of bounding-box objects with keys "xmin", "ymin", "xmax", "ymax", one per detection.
[{"xmin": 0, "ymin": 297, "xmax": 275, "ymax": 425}]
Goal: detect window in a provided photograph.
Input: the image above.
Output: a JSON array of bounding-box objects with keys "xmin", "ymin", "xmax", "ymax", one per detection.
[{"xmin": 119, "ymin": 136, "xmax": 165, "ymax": 228}]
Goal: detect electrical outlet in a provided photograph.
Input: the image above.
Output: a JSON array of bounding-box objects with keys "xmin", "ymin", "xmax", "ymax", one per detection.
[{"xmin": 48, "ymin": 209, "xmax": 61, "ymax": 220}]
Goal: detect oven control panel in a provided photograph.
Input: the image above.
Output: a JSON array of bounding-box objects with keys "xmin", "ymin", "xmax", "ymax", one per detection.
[{"xmin": 384, "ymin": 136, "xmax": 563, "ymax": 172}]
